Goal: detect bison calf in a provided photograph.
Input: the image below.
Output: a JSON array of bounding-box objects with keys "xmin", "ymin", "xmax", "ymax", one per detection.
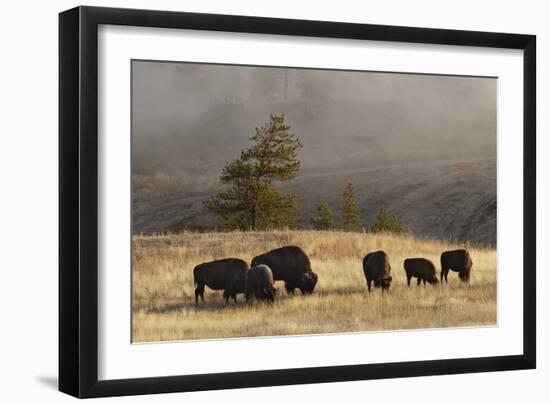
[
  {"xmin": 440, "ymin": 249, "xmax": 473, "ymax": 283},
  {"xmin": 245, "ymin": 264, "xmax": 277, "ymax": 302},
  {"xmin": 404, "ymin": 258, "xmax": 439, "ymax": 286},
  {"xmin": 251, "ymin": 246, "xmax": 318, "ymax": 295},
  {"xmin": 363, "ymin": 250, "xmax": 392, "ymax": 293},
  {"xmin": 193, "ymin": 258, "xmax": 248, "ymax": 304}
]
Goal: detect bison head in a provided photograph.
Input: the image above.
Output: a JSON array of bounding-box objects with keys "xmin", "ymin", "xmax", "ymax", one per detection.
[
  {"xmin": 459, "ymin": 271, "xmax": 470, "ymax": 282},
  {"xmin": 380, "ymin": 275, "xmax": 392, "ymax": 290},
  {"xmin": 299, "ymin": 272, "xmax": 318, "ymax": 294}
]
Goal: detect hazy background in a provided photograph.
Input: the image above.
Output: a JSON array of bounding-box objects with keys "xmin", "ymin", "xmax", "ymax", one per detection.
[{"xmin": 132, "ymin": 60, "xmax": 496, "ymax": 246}]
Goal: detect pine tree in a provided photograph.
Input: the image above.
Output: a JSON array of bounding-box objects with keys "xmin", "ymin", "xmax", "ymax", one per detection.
[
  {"xmin": 370, "ymin": 205, "xmax": 404, "ymax": 234},
  {"xmin": 342, "ymin": 183, "xmax": 362, "ymax": 232},
  {"xmin": 311, "ymin": 200, "xmax": 334, "ymax": 230},
  {"xmin": 204, "ymin": 114, "xmax": 302, "ymax": 230}
]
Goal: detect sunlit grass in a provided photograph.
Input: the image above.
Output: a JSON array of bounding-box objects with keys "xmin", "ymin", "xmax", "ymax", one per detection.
[{"xmin": 132, "ymin": 230, "xmax": 496, "ymax": 342}]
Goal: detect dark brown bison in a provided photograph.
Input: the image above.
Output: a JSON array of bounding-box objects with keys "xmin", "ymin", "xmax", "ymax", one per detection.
[
  {"xmin": 245, "ymin": 264, "xmax": 277, "ymax": 302},
  {"xmin": 362, "ymin": 251, "xmax": 392, "ymax": 293},
  {"xmin": 440, "ymin": 249, "xmax": 473, "ymax": 283},
  {"xmin": 251, "ymin": 246, "xmax": 318, "ymax": 294},
  {"xmin": 404, "ymin": 258, "xmax": 439, "ymax": 286},
  {"xmin": 193, "ymin": 258, "xmax": 248, "ymax": 304}
]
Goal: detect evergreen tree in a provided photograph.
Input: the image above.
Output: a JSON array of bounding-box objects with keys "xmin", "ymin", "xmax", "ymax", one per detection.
[
  {"xmin": 204, "ymin": 114, "xmax": 302, "ymax": 230},
  {"xmin": 370, "ymin": 205, "xmax": 404, "ymax": 234},
  {"xmin": 311, "ymin": 200, "xmax": 334, "ymax": 230},
  {"xmin": 342, "ymin": 183, "xmax": 362, "ymax": 232}
]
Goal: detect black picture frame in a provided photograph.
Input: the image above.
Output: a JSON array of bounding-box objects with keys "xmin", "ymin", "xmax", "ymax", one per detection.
[{"xmin": 59, "ymin": 5, "xmax": 536, "ymax": 398}]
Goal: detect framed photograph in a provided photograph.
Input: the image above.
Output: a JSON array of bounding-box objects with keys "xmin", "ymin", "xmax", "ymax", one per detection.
[{"xmin": 59, "ymin": 6, "xmax": 536, "ymax": 398}]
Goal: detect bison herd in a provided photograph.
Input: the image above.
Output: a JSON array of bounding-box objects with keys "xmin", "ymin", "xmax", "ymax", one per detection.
[{"xmin": 193, "ymin": 246, "xmax": 473, "ymax": 304}]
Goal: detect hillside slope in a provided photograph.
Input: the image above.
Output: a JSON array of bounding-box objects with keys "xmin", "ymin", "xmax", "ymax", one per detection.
[{"xmin": 133, "ymin": 158, "xmax": 496, "ymax": 247}]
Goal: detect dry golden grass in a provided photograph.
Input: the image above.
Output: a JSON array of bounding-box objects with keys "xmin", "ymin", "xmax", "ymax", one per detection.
[{"xmin": 132, "ymin": 230, "xmax": 496, "ymax": 342}]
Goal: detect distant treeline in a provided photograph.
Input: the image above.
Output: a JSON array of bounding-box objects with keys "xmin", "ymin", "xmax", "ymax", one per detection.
[{"xmin": 204, "ymin": 113, "xmax": 403, "ymax": 234}]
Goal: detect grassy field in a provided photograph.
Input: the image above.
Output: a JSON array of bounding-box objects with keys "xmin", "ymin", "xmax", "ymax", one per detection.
[{"xmin": 132, "ymin": 230, "xmax": 496, "ymax": 343}]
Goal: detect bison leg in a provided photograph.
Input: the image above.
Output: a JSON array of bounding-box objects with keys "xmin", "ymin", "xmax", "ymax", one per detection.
[
  {"xmin": 417, "ymin": 278, "xmax": 422, "ymax": 286},
  {"xmin": 423, "ymin": 279, "xmax": 427, "ymax": 286},
  {"xmin": 441, "ymin": 269, "xmax": 449, "ymax": 283},
  {"xmin": 367, "ymin": 279, "xmax": 372, "ymax": 293},
  {"xmin": 224, "ymin": 291, "xmax": 237, "ymax": 303},
  {"xmin": 195, "ymin": 283, "xmax": 205, "ymax": 304},
  {"xmin": 285, "ymin": 283, "xmax": 295, "ymax": 295},
  {"xmin": 406, "ymin": 274, "xmax": 412, "ymax": 287}
]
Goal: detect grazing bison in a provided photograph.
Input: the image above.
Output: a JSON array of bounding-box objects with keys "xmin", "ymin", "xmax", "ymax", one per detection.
[
  {"xmin": 440, "ymin": 249, "xmax": 473, "ymax": 283},
  {"xmin": 251, "ymin": 246, "xmax": 318, "ymax": 294},
  {"xmin": 193, "ymin": 258, "xmax": 248, "ymax": 304},
  {"xmin": 362, "ymin": 251, "xmax": 392, "ymax": 293},
  {"xmin": 245, "ymin": 264, "xmax": 277, "ymax": 302},
  {"xmin": 404, "ymin": 258, "xmax": 439, "ymax": 286}
]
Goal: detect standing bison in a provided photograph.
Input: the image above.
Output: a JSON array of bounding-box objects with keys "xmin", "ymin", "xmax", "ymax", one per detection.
[
  {"xmin": 404, "ymin": 258, "xmax": 439, "ymax": 286},
  {"xmin": 362, "ymin": 250, "xmax": 392, "ymax": 293},
  {"xmin": 440, "ymin": 249, "xmax": 473, "ymax": 283},
  {"xmin": 251, "ymin": 246, "xmax": 318, "ymax": 294},
  {"xmin": 193, "ymin": 258, "xmax": 248, "ymax": 304},
  {"xmin": 245, "ymin": 264, "xmax": 277, "ymax": 302}
]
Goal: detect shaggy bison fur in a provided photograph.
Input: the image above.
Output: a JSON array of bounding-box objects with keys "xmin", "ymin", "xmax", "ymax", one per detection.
[
  {"xmin": 362, "ymin": 250, "xmax": 393, "ymax": 293},
  {"xmin": 245, "ymin": 264, "xmax": 277, "ymax": 302},
  {"xmin": 251, "ymin": 245, "xmax": 318, "ymax": 295},
  {"xmin": 440, "ymin": 249, "xmax": 473, "ymax": 283},
  {"xmin": 404, "ymin": 258, "xmax": 439, "ymax": 286},
  {"xmin": 193, "ymin": 258, "xmax": 248, "ymax": 304}
]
